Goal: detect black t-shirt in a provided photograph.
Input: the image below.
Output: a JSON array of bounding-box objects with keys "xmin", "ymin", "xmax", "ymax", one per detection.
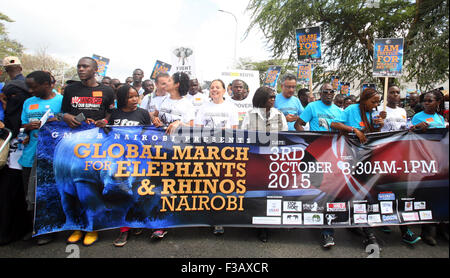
[
  {"xmin": 109, "ymin": 108, "xmax": 151, "ymax": 126},
  {"xmin": 62, "ymin": 81, "xmax": 115, "ymax": 120}
]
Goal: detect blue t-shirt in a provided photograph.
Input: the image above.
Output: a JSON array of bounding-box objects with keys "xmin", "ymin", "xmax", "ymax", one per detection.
[
  {"xmin": 300, "ymin": 101, "xmax": 343, "ymax": 131},
  {"xmin": 411, "ymin": 111, "xmax": 446, "ymax": 129},
  {"xmin": 19, "ymin": 94, "xmax": 63, "ymax": 167},
  {"xmin": 332, "ymin": 103, "xmax": 372, "ymax": 130},
  {"xmin": 274, "ymin": 93, "xmax": 304, "ymax": 131}
]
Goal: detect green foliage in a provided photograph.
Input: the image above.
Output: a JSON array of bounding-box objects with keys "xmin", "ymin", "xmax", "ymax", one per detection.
[
  {"xmin": 246, "ymin": 0, "xmax": 449, "ymax": 91},
  {"xmin": 0, "ymin": 12, "xmax": 24, "ymax": 59}
]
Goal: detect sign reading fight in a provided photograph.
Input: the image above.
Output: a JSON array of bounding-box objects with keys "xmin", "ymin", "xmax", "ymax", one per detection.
[
  {"xmin": 296, "ymin": 26, "xmax": 321, "ymax": 63},
  {"xmin": 373, "ymin": 38, "xmax": 404, "ymax": 77},
  {"xmin": 33, "ymin": 122, "xmax": 449, "ymax": 236}
]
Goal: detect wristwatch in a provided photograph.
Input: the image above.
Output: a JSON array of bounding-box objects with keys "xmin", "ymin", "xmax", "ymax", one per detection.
[{"xmin": 55, "ymin": 113, "xmax": 65, "ymax": 121}]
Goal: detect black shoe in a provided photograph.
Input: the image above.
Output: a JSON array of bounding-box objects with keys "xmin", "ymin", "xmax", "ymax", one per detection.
[
  {"xmin": 364, "ymin": 234, "xmax": 381, "ymax": 252},
  {"xmin": 322, "ymin": 234, "xmax": 335, "ymax": 248},
  {"xmin": 421, "ymin": 234, "xmax": 437, "ymax": 246},
  {"xmin": 402, "ymin": 229, "xmax": 421, "ymax": 245},
  {"xmin": 258, "ymin": 229, "xmax": 268, "ymax": 243},
  {"xmin": 36, "ymin": 234, "xmax": 55, "ymax": 245}
]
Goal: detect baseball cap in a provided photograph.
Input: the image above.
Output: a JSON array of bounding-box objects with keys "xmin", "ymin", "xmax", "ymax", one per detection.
[{"xmin": 2, "ymin": 56, "xmax": 22, "ymax": 67}]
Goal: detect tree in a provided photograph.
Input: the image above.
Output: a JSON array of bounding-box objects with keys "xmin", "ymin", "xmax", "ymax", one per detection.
[
  {"xmin": 1, "ymin": 12, "xmax": 25, "ymax": 81},
  {"xmin": 246, "ymin": 0, "xmax": 449, "ymax": 91},
  {"xmin": 236, "ymin": 57, "xmax": 296, "ymax": 85}
]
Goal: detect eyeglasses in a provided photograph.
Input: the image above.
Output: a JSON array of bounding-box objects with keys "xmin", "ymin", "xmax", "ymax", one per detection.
[
  {"xmin": 321, "ymin": 89, "xmax": 335, "ymax": 94},
  {"xmin": 269, "ymin": 95, "xmax": 276, "ymax": 99}
]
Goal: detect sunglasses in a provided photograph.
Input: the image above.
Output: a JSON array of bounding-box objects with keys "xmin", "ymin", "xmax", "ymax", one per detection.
[
  {"xmin": 321, "ymin": 89, "xmax": 335, "ymax": 94},
  {"xmin": 269, "ymin": 95, "xmax": 276, "ymax": 99}
]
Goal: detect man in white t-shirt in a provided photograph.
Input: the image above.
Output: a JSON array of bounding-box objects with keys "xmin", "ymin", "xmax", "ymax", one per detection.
[
  {"xmin": 379, "ymin": 85, "xmax": 407, "ymax": 132},
  {"xmin": 186, "ymin": 78, "xmax": 208, "ymax": 116},
  {"xmin": 144, "ymin": 73, "xmax": 169, "ymax": 124}
]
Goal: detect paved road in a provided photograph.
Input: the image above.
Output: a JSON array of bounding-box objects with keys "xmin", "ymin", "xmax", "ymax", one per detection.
[{"xmin": 0, "ymin": 225, "xmax": 448, "ymax": 259}]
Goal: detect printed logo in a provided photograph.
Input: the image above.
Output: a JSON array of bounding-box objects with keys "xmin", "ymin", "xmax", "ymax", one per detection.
[
  {"xmin": 368, "ymin": 204, "xmax": 379, "ymax": 213},
  {"xmin": 404, "ymin": 201, "xmax": 413, "ymax": 212},
  {"xmin": 378, "ymin": 192, "xmax": 396, "ymax": 201},
  {"xmin": 283, "ymin": 213, "xmax": 302, "ymax": 225},
  {"xmin": 382, "ymin": 214, "xmax": 398, "ymax": 223},
  {"xmin": 267, "ymin": 199, "xmax": 282, "ymax": 216},
  {"xmin": 325, "ymin": 214, "xmax": 337, "ymax": 225},
  {"xmin": 353, "ymin": 203, "xmax": 367, "ymax": 214},
  {"xmin": 402, "ymin": 212, "xmax": 420, "ymax": 222},
  {"xmin": 29, "ymin": 104, "xmax": 39, "ymax": 110},
  {"xmin": 283, "ymin": 201, "xmax": 302, "ymax": 212},
  {"xmin": 368, "ymin": 214, "xmax": 382, "ymax": 224},
  {"xmin": 380, "ymin": 201, "xmax": 394, "ymax": 214},
  {"xmin": 354, "ymin": 214, "xmax": 368, "ymax": 224},
  {"xmin": 71, "ymin": 97, "xmax": 102, "ymax": 109},
  {"xmin": 419, "ymin": 210, "xmax": 433, "ymax": 221},
  {"xmin": 92, "ymin": 91, "xmax": 103, "ymax": 97},
  {"xmin": 303, "ymin": 202, "xmax": 324, "ymax": 212},
  {"xmin": 425, "ymin": 118, "xmax": 434, "ymax": 123},
  {"xmin": 414, "ymin": 201, "xmax": 426, "ymax": 210},
  {"xmin": 303, "ymin": 213, "xmax": 324, "ymax": 225},
  {"xmin": 327, "ymin": 202, "xmax": 347, "ymax": 212}
]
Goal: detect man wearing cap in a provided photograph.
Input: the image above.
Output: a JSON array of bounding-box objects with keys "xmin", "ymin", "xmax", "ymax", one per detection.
[{"xmin": 1, "ymin": 56, "xmax": 31, "ymax": 137}]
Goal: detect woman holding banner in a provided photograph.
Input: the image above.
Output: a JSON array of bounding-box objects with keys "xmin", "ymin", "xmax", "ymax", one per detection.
[
  {"xmin": 194, "ymin": 79, "xmax": 239, "ymax": 235},
  {"xmin": 109, "ymin": 84, "xmax": 151, "ymax": 247},
  {"xmin": 151, "ymin": 72, "xmax": 193, "ymax": 240},
  {"xmin": 330, "ymin": 88, "xmax": 385, "ymax": 250},
  {"xmin": 242, "ymin": 86, "xmax": 288, "ymax": 242},
  {"xmin": 411, "ymin": 90, "xmax": 447, "ymax": 246}
]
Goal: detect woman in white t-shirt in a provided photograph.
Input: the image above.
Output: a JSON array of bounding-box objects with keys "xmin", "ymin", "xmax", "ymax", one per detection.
[
  {"xmin": 378, "ymin": 85, "xmax": 408, "ymax": 132},
  {"xmin": 195, "ymin": 79, "xmax": 239, "ymax": 129},
  {"xmin": 153, "ymin": 72, "xmax": 194, "ymax": 134},
  {"xmin": 195, "ymin": 79, "xmax": 239, "ymax": 236}
]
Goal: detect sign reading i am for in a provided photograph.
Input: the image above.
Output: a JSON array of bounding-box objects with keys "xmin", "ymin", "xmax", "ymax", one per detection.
[{"xmin": 372, "ymin": 38, "xmax": 404, "ymax": 78}]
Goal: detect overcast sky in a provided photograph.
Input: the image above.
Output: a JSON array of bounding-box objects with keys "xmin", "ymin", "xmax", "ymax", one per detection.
[{"xmin": 2, "ymin": 0, "xmax": 273, "ymax": 82}]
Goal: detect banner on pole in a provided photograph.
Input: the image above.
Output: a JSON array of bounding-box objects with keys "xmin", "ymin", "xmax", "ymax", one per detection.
[
  {"xmin": 297, "ymin": 64, "xmax": 314, "ymax": 85},
  {"xmin": 372, "ymin": 38, "xmax": 404, "ymax": 77},
  {"xmin": 92, "ymin": 54, "xmax": 110, "ymax": 77},
  {"xmin": 340, "ymin": 82, "xmax": 350, "ymax": 95},
  {"xmin": 34, "ymin": 122, "xmax": 449, "ymax": 235},
  {"xmin": 296, "ymin": 26, "xmax": 321, "ymax": 63},
  {"xmin": 263, "ymin": 66, "xmax": 282, "ymax": 90},
  {"xmin": 150, "ymin": 60, "xmax": 172, "ymax": 81}
]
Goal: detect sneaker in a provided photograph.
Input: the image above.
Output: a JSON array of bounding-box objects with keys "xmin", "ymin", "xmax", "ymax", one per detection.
[
  {"xmin": 36, "ymin": 234, "xmax": 55, "ymax": 245},
  {"xmin": 322, "ymin": 234, "xmax": 335, "ymax": 248},
  {"xmin": 113, "ymin": 231, "xmax": 129, "ymax": 247},
  {"xmin": 364, "ymin": 234, "xmax": 381, "ymax": 252},
  {"xmin": 402, "ymin": 229, "xmax": 421, "ymax": 245},
  {"xmin": 213, "ymin": 226, "xmax": 224, "ymax": 236},
  {"xmin": 381, "ymin": 226, "xmax": 392, "ymax": 233},
  {"xmin": 151, "ymin": 230, "xmax": 167, "ymax": 239},
  {"xmin": 83, "ymin": 232, "xmax": 98, "ymax": 246},
  {"xmin": 67, "ymin": 231, "xmax": 83, "ymax": 244}
]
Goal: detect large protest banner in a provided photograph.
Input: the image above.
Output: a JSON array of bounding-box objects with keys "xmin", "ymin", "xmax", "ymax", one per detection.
[{"xmin": 34, "ymin": 122, "xmax": 448, "ymax": 235}]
